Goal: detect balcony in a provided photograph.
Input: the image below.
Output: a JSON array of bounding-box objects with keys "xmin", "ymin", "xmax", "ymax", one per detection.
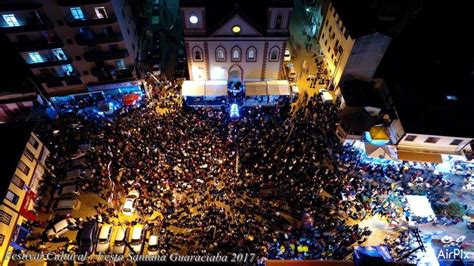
[
  {"xmin": 28, "ymin": 57, "xmax": 73, "ymax": 68},
  {"xmin": 36, "ymin": 72, "xmax": 81, "ymax": 83},
  {"xmin": 57, "ymin": 0, "xmax": 110, "ymax": 6},
  {"xmin": 75, "ymin": 32, "xmax": 123, "ymax": 45},
  {"xmin": 84, "ymin": 49, "xmax": 129, "ymax": 62},
  {"xmin": 15, "ymin": 37, "xmax": 64, "ymax": 52},
  {"xmin": 65, "ymin": 16, "xmax": 117, "ymax": 27},
  {"xmin": 1, "ymin": 20, "xmax": 53, "ymax": 33},
  {"xmin": 91, "ymin": 65, "xmax": 134, "ymax": 78}
]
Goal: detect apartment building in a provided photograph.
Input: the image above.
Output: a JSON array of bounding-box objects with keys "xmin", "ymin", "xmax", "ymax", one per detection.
[
  {"xmin": 0, "ymin": 0, "xmax": 140, "ymax": 96},
  {"xmin": 0, "ymin": 124, "xmax": 49, "ymax": 263},
  {"xmin": 319, "ymin": 0, "xmax": 391, "ymax": 88}
]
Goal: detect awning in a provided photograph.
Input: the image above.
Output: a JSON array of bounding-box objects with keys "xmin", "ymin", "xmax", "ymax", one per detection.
[
  {"xmin": 405, "ymin": 195, "xmax": 435, "ymax": 218},
  {"xmin": 398, "ymin": 150, "xmax": 443, "ymax": 163},
  {"xmin": 182, "ymin": 80, "xmax": 205, "ymax": 96},
  {"xmin": 364, "ymin": 143, "xmax": 396, "ymax": 160},
  {"xmin": 369, "ymin": 126, "xmax": 389, "ymax": 141},
  {"xmin": 267, "ymin": 80, "xmax": 290, "ymax": 95},
  {"xmin": 246, "ymin": 81, "xmax": 267, "ymax": 96},
  {"xmin": 205, "ymin": 80, "xmax": 227, "ymax": 96},
  {"xmin": 122, "ymin": 93, "xmax": 139, "ymax": 106}
]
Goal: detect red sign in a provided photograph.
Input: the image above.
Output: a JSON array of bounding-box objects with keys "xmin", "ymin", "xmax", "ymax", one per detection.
[{"xmin": 19, "ymin": 190, "xmax": 37, "ymax": 221}]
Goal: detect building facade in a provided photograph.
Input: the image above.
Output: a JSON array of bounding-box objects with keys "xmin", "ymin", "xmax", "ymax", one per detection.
[
  {"xmin": 0, "ymin": 125, "xmax": 49, "ymax": 263},
  {"xmin": 180, "ymin": 0, "xmax": 292, "ymax": 83},
  {"xmin": 0, "ymin": 0, "xmax": 140, "ymax": 96},
  {"xmin": 319, "ymin": 0, "xmax": 391, "ymax": 87}
]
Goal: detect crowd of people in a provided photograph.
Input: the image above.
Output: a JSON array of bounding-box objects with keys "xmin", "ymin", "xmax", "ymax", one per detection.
[{"xmin": 30, "ymin": 74, "xmax": 471, "ymax": 263}]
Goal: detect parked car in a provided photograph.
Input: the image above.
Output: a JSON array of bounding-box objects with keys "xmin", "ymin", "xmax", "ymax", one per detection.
[
  {"xmin": 319, "ymin": 89, "xmax": 334, "ymax": 103},
  {"xmin": 62, "ymin": 158, "xmax": 89, "ymax": 170},
  {"xmin": 147, "ymin": 235, "xmax": 159, "ymax": 256},
  {"xmin": 122, "ymin": 190, "xmax": 139, "ymax": 216},
  {"xmin": 285, "ymin": 64, "xmax": 297, "ymax": 82},
  {"xmin": 46, "ymin": 218, "xmax": 77, "ymax": 240},
  {"xmin": 130, "ymin": 225, "xmax": 145, "ymax": 254},
  {"xmin": 96, "ymin": 224, "xmax": 113, "ymax": 253},
  {"xmin": 112, "ymin": 227, "xmax": 129, "ymax": 254},
  {"xmin": 284, "ymin": 48, "xmax": 291, "ymax": 61},
  {"xmin": 59, "ymin": 169, "xmax": 93, "ymax": 185},
  {"xmin": 53, "ymin": 184, "xmax": 80, "ymax": 199},
  {"xmin": 77, "ymin": 220, "xmax": 98, "ymax": 256},
  {"xmin": 50, "ymin": 199, "xmax": 81, "ymax": 213}
]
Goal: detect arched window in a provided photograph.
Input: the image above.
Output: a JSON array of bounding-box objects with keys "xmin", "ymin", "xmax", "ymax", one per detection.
[
  {"xmin": 269, "ymin": 46, "xmax": 280, "ymax": 61},
  {"xmin": 231, "ymin": 46, "xmax": 241, "ymax": 62},
  {"xmin": 275, "ymin": 14, "xmax": 283, "ymax": 29},
  {"xmin": 246, "ymin": 46, "xmax": 257, "ymax": 61},
  {"xmin": 192, "ymin": 46, "xmax": 203, "ymax": 62},
  {"xmin": 215, "ymin": 46, "xmax": 226, "ymax": 62}
]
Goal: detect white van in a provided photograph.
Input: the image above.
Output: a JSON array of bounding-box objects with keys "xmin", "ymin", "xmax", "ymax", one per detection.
[
  {"xmin": 130, "ymin": 225, "xmax": 145, "ymax": 254},
  {"xmin": 46, "ymin": 218, "xmax": 77, "ymax": 240},
  {"xmin": 50, "ymin": 199, "xmax": 81, "ymax": 213},
  {"xmin": 53, "ymin": 184, "xmax": 80, "ymax": 199},
  {"xmin": 96, "ymin": 224, "xmax": 113, "ymax": 253},
  {"xmin": 147, "ymin": 235, "xmax": 159, "ymax": 256},
  {"xmin": 112, "ymin": 227, "xmax": 129, "ymax": 254},
  {"xmin": 319, "ymin": 89, "xmax": 334, "ymax": 103}
]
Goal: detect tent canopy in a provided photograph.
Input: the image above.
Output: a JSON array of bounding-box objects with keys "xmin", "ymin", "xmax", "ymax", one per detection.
[
  {"xmin": 205, "ymin": 80, "xmax": 227, "ymax": 96},
  {"xmin": 364, "ymin": 143, "xmax": 396, "ymax": 160},
  {"xmin": 370, "ymin": 126, "xmax": 389, "ymax": 140},
  {"xmin": 405, "ymin": 195, "xmax": 435, "ymax": 218},
  {"xmin": 182, "ymin": 80, "xmax": 205, "ymax": 96},
  {"xmin": 267, "ymin": 80, "xmax": 290, "ymax": 95},
  {"xmin": 245, "ymin": 81, "xmax": 267, "ymax": 96}
]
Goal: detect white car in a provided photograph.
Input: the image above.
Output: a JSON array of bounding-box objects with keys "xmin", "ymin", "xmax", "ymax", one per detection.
[
  {"xmin": 284, "ymin": 48, "xmax": 291, "ymax": 61},
  {"xmin": 96, "ymin": 224, "xmax": 113, "ymax": 253},
  {"xmin": 319, "ymin": 89, "xmax": 334, "ymax": 103},
  {"xmin": 130, "ymin": 225, "xmax": 145, "ymax": 254},
  {"xmin": 122, "ymin": 190, "xmax": 139, "ymax": 216},
  {"xmin": 147, "ymin": 235, "xmax": 159, "ymax": 256},
  {"xmin": 112, "ymin": 227, "xmax": 129, "ymax": 255},
  {"xmin": 46, "ymin": 218, "xmax": 77, "ymax": 240}
]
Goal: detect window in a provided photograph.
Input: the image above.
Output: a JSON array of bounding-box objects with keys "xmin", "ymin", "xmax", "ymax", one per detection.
[
  {"xmin": 425, "ymin": 137, "xmax": 440, "ymax": 144},
  {"xmin": 329, "ymin": 26, "xmax": 332, "ymax": 33},
  {"xmin": 324, "ymin": 40, "xmax": 328, "ymax": 46},
  {"xmin": 325, "ymin": 19, "xmax": 328, "ymax": 27},
  {"xmin": 0, "ymin": 210, "xmax": 12, "ymax": 225},
  {"xmin": 215, "ymin": 47, "xmax": 226, "ymax": 62},
  {"xmin": 246, "ymin": 47, "xmax": 256, "ymax": 61},
  {"xmin": 331, "ymin": 32, "xmax": 335, "ymax": 39},
  {"xmin": 3, "ymin": 14, "xmax": 20, "ymax": 27},
  {"xmin": 0, "ymin": 234, "xmax": 4, "ymax": 246},
  {"xmin": 18, "ymin": 161, "xmax": 30, "ymax": 175},
  {"xmin": 115, "ymin": 59, "xmax": 126, "ymax": 69},
  {"xmin": 231, "ymin": 46, "xmax": 241, "ymax": 61},
  {"xmin": 23, "ymin": 149, "xmax": 35, "ymax": 162},
  {"xmin": 52, "ymin": 48, "xmax": 66, "ymax": 60},
  {"xmin": 28, "ymin": 52, "xmax": 44, "ymax": 63},
  {"xmin": 61, "ymin": 64, "xmax": 74, "ymax": 75},
  {"xmin": 94, "ymin": 7, "xmax": 108, "ymax": 19},
  {"xmin": 269, "ymin": 46, "xmax": 279, "ymax": 61},
  {"xmin": 192, "ymin": 46, "xmax": 203, "ymax": 61},
  {"xmin": 275, "ymin": 14, "xmax": 283, "ymax": 29},
  {"xmin": 70, "ymin": 7, "xmax": 85, "ymax": 20},
  {"xmin": 405, "ymin": 135, "xmax": 416, "ymax": 141},
  {"xmin": 450, "ymin": 139, "xmax": 463, "ymax": 146},
  {"xmin": 29, "ymin": 137, "xmax": 39, "ymax": 149},
  {"xmin": 6, "ymin": 191, "xmax": 19, "ymax": 205},
  {"xmin": 321, "ymin": 33, "xmax": 325, "ymax": 40},
  {"xmin": 12, "ymin": 175, "xmax": 25, "ymax": 189}
]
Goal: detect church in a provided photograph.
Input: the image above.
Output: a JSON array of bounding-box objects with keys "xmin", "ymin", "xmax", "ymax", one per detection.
[{"xmin": 180, "ymin": 0, "xmax": 293, "ymax": 107}]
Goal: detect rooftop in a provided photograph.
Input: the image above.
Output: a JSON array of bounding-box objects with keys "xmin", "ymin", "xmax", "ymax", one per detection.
[
  {"xmin": 330, "ymin": 0, "xmax": 379, "ymax": 38},
  {"xmin": 0, "ymin": 123, "xmax": 34, "ymax": 200},
  {"xmin": 180, "ymin": 0, "xmax": 292, "ymax": 36},
  {"xmin": 378, "ymin": 1, "xmax": 474, "ymax": 138}
]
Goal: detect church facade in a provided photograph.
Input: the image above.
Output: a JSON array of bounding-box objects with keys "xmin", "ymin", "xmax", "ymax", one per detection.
[{"xmin": 180, "ymin": 0, "xmax": 292, "ymax": 83}]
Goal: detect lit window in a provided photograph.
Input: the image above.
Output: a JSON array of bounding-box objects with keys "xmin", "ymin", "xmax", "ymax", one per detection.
[
  {"xmin": 189, "ymin": 14, "xmax": 198, "ymax": 24},
  {"xmin": 115, "ymin": 59, "xmax": 126, "ymax": 69},
  {"xmin": 28, "ymin": 52, "xmax": 44, "ymax": 63},
  {"xmin": 17, "ymin": 161, "xmax": 30, "ymax": 175},
  {"xmin": 216, "ymin": 47, "xmax": 225, "ymax": 61},
  {"xmin": 94, "ymin": 7, "xmax": 108, "ymax": 19},
  {"xmin": 0, "ymin": 210, "xmax": 12, "ymax": 225},
  {"xmin": 70, "ymin": 7, "xmax": 85, "ymax": 20},
  {"xmin": 192, "ymin": 46, "xmax": 203, "ymax": 61},
  {"xmin": 3, "ymin": 14, "xmax": 20, "ymax": 27},
  {"xmin": 52, "ymin": 48, "xmax": 66, "ymax": 60},
  {"xmin": 12, "ymin": 175, "xmax": 25, "ymax": 189},
  {"xmin": 23, "ymin": 149, "xmax": 35, "ymax": 162},
  {"xmin": 61, "ymin": 64, "xmax": 74, "ymax": 75},
  {"xmin": 446, "ymin": 95, "xmax": 458, "ymax": 101},
  {"xmin": 6, "ymin": 191, "xmax": 19, "ymax": 205},
  {"xmin": 231, "ymin": 47, "xmax": 241, "ymax": 61},
  {"xmin": 247, "ymin": 47, "xmax": 256, "ymax": 61},
  {"xmin": 232, "ymin": 25, "xmax": 241, "ymax": 34}
]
